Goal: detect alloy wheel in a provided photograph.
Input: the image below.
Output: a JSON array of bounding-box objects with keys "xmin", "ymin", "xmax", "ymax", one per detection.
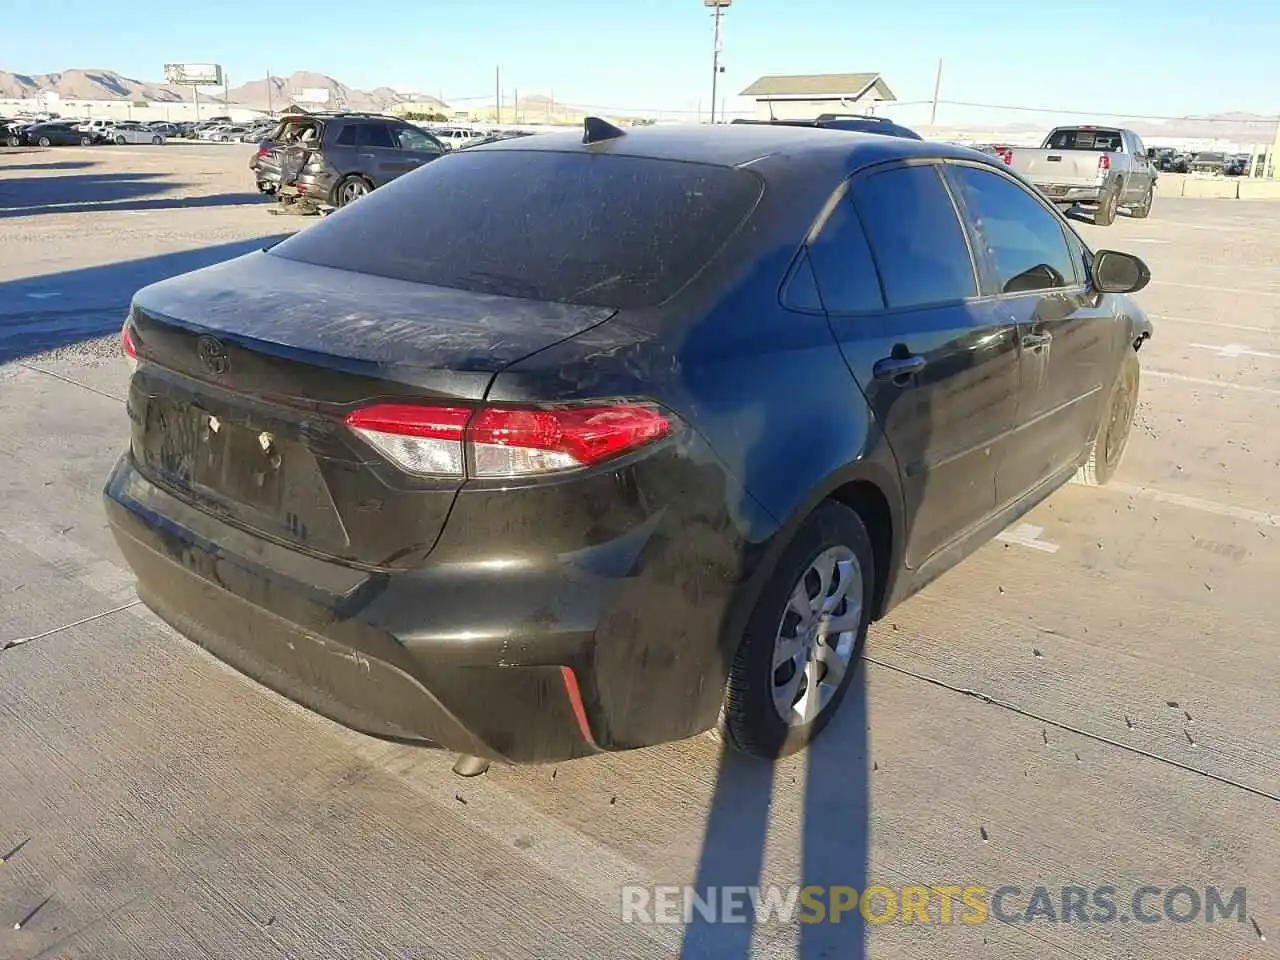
[{"xmin": 341, "ymin": 180, "xmax": 369, "ymax": 204}]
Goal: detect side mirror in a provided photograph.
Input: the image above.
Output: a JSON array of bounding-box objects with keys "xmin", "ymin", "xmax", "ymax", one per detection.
[{"xmin": 1091, "ymin": 249, "xmax": 1150, "ymax": 294}]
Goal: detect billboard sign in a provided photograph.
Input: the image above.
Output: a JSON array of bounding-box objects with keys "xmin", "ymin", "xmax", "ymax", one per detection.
[
  {"xmin": 295, "ymin": 87, "xmax": 331, "ymax": 104},
  {"xmin": 164, "ymin": 63, "xmax": 224, "ymax": 86}
]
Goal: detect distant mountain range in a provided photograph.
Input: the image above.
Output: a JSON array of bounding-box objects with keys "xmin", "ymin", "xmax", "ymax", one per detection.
[
  {"xmin": 0, "ymin": 68, "xmax": 449, "ymax": 113},
  {"xmin": 0, "ymin": 68, "xmax": 190, "ymax": 103}
]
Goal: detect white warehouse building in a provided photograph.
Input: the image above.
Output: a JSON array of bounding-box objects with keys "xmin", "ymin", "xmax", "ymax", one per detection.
[
  {"xmin": 740, "ymin": 72, "xmax": 897, "ymax": 121},
  {"xmin": 0, "ymin": 96, "xmax": 266, "ymax": 124}
]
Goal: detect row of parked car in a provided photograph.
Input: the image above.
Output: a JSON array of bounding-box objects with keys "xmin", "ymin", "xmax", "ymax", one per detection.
[
  {"xmin": 0, "ymin": 116, "xmax": 171, "ymax": 147},
  {"xmin": 0, "ymin": 114, "xmax": 283, "ymax": 148},
  {"xmin": 1147, "ymin": 147, "xmax": 1257, "ymax": 176}
]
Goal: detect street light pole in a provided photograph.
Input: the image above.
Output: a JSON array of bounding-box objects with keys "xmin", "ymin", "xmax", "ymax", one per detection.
[{"xmin": 705, "ymin": 0, "xmax": 731, "ymax": 124}]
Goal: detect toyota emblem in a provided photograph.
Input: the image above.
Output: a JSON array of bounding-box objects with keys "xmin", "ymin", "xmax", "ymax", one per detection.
[{"xmin": 196, "ymin": 335, "xmax": 229, "ymax": 375}]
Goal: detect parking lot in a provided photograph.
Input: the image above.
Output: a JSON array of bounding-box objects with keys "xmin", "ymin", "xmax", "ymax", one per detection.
[{"xmin": 1, "ymin": 143, "xmax": 1277, "ymax": 959}]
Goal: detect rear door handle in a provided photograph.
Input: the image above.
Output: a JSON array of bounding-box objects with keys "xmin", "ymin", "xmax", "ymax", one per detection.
[
  {"xmin": 872, "ymin": 355, "xmax": 927, "ymax": 383},
  {"xmin": 1022, "ymin": 332, "xmax": 1053, "ymax": 350}
]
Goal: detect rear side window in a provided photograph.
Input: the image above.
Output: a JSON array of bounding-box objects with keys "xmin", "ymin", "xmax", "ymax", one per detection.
[
  {"xmin": 358, "ymin": 124, "xmax": 396, "ymax": 149},
  {"xmin": 806, "ymin": 194, "xmax": 884, "ymax": 313},
  {"xmin": 335, "ymin": 125, "xmax": 357, "ymax": 146},
  {"xmin": 945, "ymin": 165, "xmax": 1079, "ymax": 294},
  {"xmin": 267, "ymin": 151, "xmax": 762, "ymax": 309},
  {"xmin": 850, "ymin": 165, "xmax": 977, "ymax": 310}
]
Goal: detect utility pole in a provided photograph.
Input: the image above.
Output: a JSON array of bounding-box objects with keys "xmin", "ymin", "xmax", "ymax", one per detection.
[
  {"xmin": 930, "ymin": 58, "xmax": 944, "ymax": 125},
  {"xmin": 266, "ymin": 70, "xmax": 274, "ymax": 116},
  {"xmin": 514, "ymin": 86, "xmax": 518, "ymax": 124},
  {"xmin": 223, "ymin": 72, "xmax": 229, "ymax": 111},
  {"xmin": 706, "ymin": 1, "xmax": 732, "ymax": 124},
  {"xmin": 495, "ymin": 65, "xmax": 501, "ymax": 125}
]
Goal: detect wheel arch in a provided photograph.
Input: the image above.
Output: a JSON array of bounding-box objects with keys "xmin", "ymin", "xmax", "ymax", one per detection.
[
  {"xmin": 752, "ymin": 455, "xmax": 907, "ymax": 624},
  {"xmin": 827, "ymin": 477, "xmax": 897, "ymax": 621}
]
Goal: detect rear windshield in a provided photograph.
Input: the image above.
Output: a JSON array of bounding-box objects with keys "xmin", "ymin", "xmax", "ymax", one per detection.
[
  {"xmin": 266, "ymin": 150, "xmax": 762, "ymax": 309},
  {"xmin": 270, "ymin": 118, "xmax": 324, "ymax": 142},
  {"xmin": 1046, "ymin": 128, "xmax": 1123, "ymax": 151}
]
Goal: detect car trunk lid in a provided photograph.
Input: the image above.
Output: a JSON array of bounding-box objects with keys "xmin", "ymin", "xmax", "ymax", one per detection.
[{"xmin": 126, "ymin": 251, "xmax": 617, "ymax": 568}]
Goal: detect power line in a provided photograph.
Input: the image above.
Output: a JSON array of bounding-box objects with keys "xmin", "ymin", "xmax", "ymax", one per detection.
[
  {"xmin": 437, "ymin": 93, "xmax": 1277, "ymax": 126},
  {"xmin": 936, "ymin": 98, "xmax": 1280, "ymax": 124}
]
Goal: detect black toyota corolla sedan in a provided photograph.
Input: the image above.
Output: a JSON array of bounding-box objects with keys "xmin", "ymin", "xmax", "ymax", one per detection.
[{"xmin": 105, "ymin": 119, "xmax": 1152, "ymax": 767}]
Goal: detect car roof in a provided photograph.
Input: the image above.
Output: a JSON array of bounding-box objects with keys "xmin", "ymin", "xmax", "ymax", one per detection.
[
  {"xmin": 279, "ymin": 112, "xmax": 396, "ymax": 122},
  {"xmin": 471, "ymin": 122, "xmax": 989, "ymax": 180}
]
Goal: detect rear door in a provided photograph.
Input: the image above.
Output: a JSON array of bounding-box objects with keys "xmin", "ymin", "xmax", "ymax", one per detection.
[
  {"xmin": 1125, "ymin": 131, "xmax": 1154, "ymax": 199},
  {"xmin": 355, "ymin": 122, "xmax": 409, "ymax": 185},
  {"xmin": 943, "ymin": 161, "xmax": 1117, "ymax": 503},
  {"xmin": 807, "ymin": 161, "xmax": 1021, "ymax": 568}
]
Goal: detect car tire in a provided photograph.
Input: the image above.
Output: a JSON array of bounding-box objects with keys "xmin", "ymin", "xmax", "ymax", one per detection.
[
  {"xmin": 6, "ymin": 136, "xmax": 19, "ymax": 147},
  {"xmin": 79, "ymin": 136, "xmax": 92, "ymax": 146},
  {"xmin": 256, "ymin": 182, "xmax": 277, "ymax": 195},
  {"xmin": 1131, "ymin": 186, "xmax": 1154, "ymax": 219},
  {"xmin": 1074, "ymin": 351, "xmax": 1140, "ymax": 487},
  {"xmin": 37, "ymin": 137, "xmax": 51, "ymax": 147},
  {"xmin": 1095, "ymin": 182, "xmax": 1121, "ymax": 226},
  {"xmin": 151, "ymin": 136, "xmax": 163, "ymax": 145},
  {"xmin": 718, "ymin": 501, "xmax": 875, "ymax": 760},
  {"xmin": 115, "ymin": 135, "xmax": 126, "ymax": 145},
  {"xmin": 334, "ymin": 175, "xmax": 372, "ymax": 207}
]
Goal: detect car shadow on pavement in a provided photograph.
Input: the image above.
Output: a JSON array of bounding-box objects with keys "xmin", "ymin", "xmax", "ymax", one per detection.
[
  {"xmin": 0, "ymin": 160, "xmax": 101, "ymax": 172},
  {"xmin": 0, "ymin": 172, "xmax": 172, "ymax": 211},
  {"xmin": 680, "ymin": 672, "xmax": 870, "ymax": 959},
  {"xmin": 0, "ymin": 235, "xmax": 292, "ymax": 363},
  {"xmin": 0, "ymin": 193, "xmax": 270, "ymax": 219}
]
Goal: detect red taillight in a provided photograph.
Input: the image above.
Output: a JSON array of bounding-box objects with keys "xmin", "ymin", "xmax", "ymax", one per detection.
[
  {"xmin": 1098, "ymin": 154, "xmax": 1111, "ymax": 172},
  {"xmin": 343, "ymin": 403, "xmax": 672, "ymax": 478},
  {"xmin": 256, "ymin": 145, "xmax": 269, "ymax": 157},
  {"xmin": 995, "ymin": 146, "xmax": 1013, "ymax": 166},
  {"xmin": 121, "ymin": 321, "xmax": 138, "ymax": 362}
]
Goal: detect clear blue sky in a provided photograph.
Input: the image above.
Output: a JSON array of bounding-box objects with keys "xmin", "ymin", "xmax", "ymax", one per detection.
[{"xmin": 10, "ymin": 0, "xmax": 1280, "ymax": 120}]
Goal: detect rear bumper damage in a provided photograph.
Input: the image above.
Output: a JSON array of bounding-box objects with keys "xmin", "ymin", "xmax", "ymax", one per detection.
[
  {"xmin": 278, "ymin": 173, "xmax": 337, "ymax": 206},
  {"xmin": 104, "ymin": 455, "xmax": 604, "ymax": 763}
]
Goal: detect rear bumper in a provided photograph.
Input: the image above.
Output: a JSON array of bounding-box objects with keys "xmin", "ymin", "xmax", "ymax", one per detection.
[
  {"xmin": 104, "ymin": 455, "xmax": 603, "ymax": 763},
  {"xmin": 104, "ymin": 450, "xmax": 745, "ymax": 763},
  {"xmin": 1036, "ymin": 183, "xmax": 1103, "ymax": 203}
]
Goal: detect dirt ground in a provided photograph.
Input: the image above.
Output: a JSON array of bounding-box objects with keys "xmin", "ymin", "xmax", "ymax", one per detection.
[{"xmin": 1, "ymin": 143, "xmax": 1277, "ymax": 959}]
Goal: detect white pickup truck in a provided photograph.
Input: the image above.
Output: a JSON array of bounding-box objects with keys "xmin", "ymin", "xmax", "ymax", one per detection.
[{"xmin": 998, "ymin": 126, "xmax": 1159, "ymax": 226}]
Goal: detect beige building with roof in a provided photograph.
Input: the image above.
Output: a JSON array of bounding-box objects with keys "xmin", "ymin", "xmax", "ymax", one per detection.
[{"xmin": 740, "ymin": 73, "xmax": 896, "ymax": 121}]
